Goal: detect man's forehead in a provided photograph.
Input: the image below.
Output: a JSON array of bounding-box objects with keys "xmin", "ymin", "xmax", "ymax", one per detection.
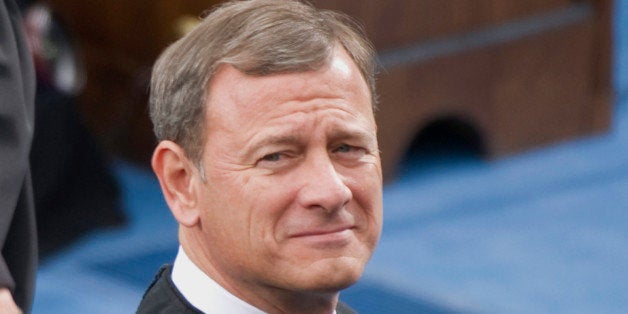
[{"xmin": 206, "ymin": 48, "xmax": 370, "ymax": 110}]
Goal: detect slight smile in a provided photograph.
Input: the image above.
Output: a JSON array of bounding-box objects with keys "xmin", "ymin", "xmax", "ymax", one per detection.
[{"xmin": 290, "ymin": 226, "xmax": 356, "ymax": 248}]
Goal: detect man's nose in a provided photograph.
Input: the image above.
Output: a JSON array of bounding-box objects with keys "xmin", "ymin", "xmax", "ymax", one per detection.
[{"xmin": 296, "ymin": 154, "xmax": 352, "ymax": 212}]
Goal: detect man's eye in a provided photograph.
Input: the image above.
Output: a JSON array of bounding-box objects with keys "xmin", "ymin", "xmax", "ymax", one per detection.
[
  {"xmin": 333, "ymin": 144, "xmax": 368, "ymax": 162},
  {"xmin": 261, "ymin": 153, "xmax": 282, "ymax": 162},
  {"xmin": 334, "ymin": 144, "xmax": 354, "ymax": 153},
  {"xmin": 256, "ymin": 152, "xmax": 297, "ymax": 171}
]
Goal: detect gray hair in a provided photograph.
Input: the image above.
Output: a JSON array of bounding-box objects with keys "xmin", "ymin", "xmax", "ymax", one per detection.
[{"xmin": 149, "ymin": 0, "xmax": 378, "ymax": 165}]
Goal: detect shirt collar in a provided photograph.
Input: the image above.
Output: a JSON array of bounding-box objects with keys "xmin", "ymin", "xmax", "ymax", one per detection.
[{"xmin": 171, "ymin": 246, "xmax": 266, "ymax": 314}]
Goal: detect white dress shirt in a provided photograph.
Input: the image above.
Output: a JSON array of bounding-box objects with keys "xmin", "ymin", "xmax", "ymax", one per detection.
[{"xmin": 171, "ymin": 246, "xmax": 265, "ymax": 314}]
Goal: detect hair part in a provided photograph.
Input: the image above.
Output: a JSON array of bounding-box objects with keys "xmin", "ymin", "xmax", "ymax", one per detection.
[{"xmin": 149, "ymin": 0, "xmax": 378, "ymax": 166}]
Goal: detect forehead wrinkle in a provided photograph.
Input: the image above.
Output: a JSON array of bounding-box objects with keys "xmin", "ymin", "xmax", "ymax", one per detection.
[
  {"xmin": 224, "ymin": 68, "xmax": 365, "ymax": 114},
  {"xmin": 282, "ymin": 99, "xmax": 370, "ymax": 122},
  {"xmin": 208, "ymin": 65, "xmax": 371, "ymax": 129}
]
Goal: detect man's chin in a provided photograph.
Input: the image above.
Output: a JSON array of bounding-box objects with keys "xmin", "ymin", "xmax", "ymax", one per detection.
[{"xmin": 288, "ymin": 257, "xmax": 366, "ymax": 292}]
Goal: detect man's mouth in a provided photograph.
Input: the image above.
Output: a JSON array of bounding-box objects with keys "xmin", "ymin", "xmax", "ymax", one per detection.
[
  {"xmin": 288, "ymin": 225, "xmax": 356, "ymax": 248},
  {"xmin": 290, "ymin": 225, "xmax": 354, "ymax": 238}
]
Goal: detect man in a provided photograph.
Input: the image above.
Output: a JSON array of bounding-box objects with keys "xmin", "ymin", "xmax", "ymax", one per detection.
[
  {"xmin": 137, "ymin": 0, "xmax": 382, "ymax": 313},
  {"xmin": 0, "ymin": 0, "xmax": 38, "ymax": 313}
]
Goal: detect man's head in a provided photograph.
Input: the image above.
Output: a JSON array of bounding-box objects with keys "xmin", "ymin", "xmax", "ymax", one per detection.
[{"xmin": 150, "ymin": 0, "xmax": 382, "ymax": 312}]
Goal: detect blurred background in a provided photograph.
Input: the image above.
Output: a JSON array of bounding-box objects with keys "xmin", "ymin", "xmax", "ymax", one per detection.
[{"xmin": 16, "ymin": 0, "xmax": 627, "ymax": 312}]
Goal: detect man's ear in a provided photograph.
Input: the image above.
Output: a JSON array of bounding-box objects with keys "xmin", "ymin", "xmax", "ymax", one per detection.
[{"xmin": 152, "ymin": 140, "xmax": 201, "ymax": 227}]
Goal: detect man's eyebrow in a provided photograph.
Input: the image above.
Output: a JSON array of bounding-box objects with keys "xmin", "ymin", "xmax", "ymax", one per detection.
[
  {"xmin": 243, "ymin": 134, "xmax": 301, "ymax": 158},
  {"xmin": 329, "ymin": 128, "xmax": 377, "ymax": 146},
  {"xmin": 242, "ymin": 127, "xmax": 377, "ymax": 159}
]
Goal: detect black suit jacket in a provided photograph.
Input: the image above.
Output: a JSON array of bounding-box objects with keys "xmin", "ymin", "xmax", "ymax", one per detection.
[
  {"xmin": 0, "ymin": 0, "xmax": 37, "ymax": 312},
  {"xmin": 137, "ymin": 265, "xmax": 357, "ymax": 314}
]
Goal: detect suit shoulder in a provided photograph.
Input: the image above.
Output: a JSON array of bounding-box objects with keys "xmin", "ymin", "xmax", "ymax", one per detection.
[{"xmin": 136, "ymin": 264, "xmax": 203, "ymax": 314}]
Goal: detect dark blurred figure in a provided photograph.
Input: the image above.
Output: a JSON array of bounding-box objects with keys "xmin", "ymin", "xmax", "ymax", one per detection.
[
  {"xmin": 21, "ymin": 2, "xmax": 126, "ymax": 259},
  {"xmin": 0, "ymin": 0, "xmax": 37, "ymax": 312}
]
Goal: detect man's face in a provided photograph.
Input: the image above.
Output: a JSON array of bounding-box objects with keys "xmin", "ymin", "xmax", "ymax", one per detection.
[{"xmin": 194, "ymin": 47, "xmax": 382, "ymax": 293}]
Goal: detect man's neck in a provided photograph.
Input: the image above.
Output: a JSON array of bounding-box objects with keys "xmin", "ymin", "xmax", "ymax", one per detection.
[
  {"xmin": 179, "ymin": 236, "xmax": 340, "ymax": 314},
  {"xmin": 257, "ymin": 289, "xmax": 340, "ymax": 314}
]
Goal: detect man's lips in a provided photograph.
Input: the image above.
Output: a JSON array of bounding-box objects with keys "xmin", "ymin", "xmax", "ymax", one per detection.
[{"xmin": 289, "ymin": 225, "xmax": 355, "ymax": 238}]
